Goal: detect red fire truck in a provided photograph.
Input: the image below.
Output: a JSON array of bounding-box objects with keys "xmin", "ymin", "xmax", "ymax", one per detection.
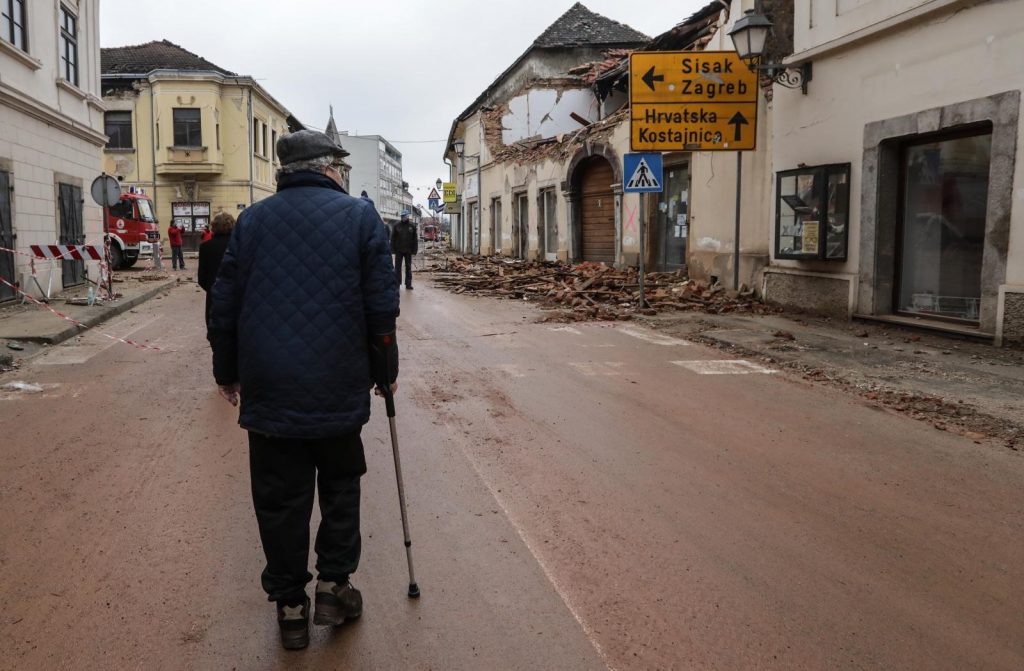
[{"xmin": 105, "ymin": 187, "xmax": 159, "ymax": 269}]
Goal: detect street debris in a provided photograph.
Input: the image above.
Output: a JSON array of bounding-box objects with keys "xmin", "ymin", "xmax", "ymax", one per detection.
[
  {"xmin": 1, "ymin": 381, "xmax": 43, "ymax": 393},
  {"xmin": 6, "ymin": 341, "xmax": 24, "ymax": 351},
  {"xmin": 431, "ymin": 256, "xmax": 779, "ymax": 322}
]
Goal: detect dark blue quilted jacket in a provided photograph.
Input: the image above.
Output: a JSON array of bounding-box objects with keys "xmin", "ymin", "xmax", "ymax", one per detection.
[{"xmin": 207, "ymin": 171, "xmax": 399, "ymax": 438}]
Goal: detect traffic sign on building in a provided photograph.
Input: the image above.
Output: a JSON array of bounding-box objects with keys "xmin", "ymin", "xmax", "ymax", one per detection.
[
  {"xmin": 427, "ymin": 188, "xmax": 441, "ymax": 201},
  {"xmin": 630, "ymin": 51, "xmax": 757, "ymax": 152}
]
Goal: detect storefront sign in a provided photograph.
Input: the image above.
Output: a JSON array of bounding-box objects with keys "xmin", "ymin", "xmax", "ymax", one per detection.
[{"xmin": 443, "ymin": 182, "xmax": 457, "ymax": 203}]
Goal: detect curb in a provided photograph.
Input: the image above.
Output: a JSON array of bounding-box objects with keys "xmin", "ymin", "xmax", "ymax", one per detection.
[{"xmin": 18, "ymin": 279, "xmax": 179, "ymax": 346}]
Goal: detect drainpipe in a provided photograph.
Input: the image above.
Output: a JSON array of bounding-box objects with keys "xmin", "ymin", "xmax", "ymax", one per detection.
[
  {"xmin": 149, "ymin": 82, "xmax": 158, "ymax": 218},
  {"xmin": 247, "ymin": 88, "xmax": 254, "ymax": 205}
]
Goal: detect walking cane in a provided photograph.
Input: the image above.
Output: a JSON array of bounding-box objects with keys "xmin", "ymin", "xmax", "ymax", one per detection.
[{"xmin": 378, "ymin": 357, "xmax": 421, "ymax": 599}]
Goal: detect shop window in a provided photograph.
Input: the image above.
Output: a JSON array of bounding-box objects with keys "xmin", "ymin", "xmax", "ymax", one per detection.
[
  {"xmin": 173, "ymin": 108, "xmax": 202, "ymax": 147},
  {"xmin": 2, "ymin": 0, "xmax": 27, "ymax": 51},
  {"xmin": 104, "ymin": 111, "xmax": 132, "ymax": 149},
  {"xmin": 897, "ymin": 128, "xmax": 991, "ymax": 322},
  {"xmin": 775, "ymin": 163, "xmax": 850, "ymax": 261}
]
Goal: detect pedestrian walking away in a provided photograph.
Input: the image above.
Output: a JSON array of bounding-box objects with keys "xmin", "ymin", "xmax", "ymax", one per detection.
[
  {"xmin": 168, "ymin": 222, "xmax": 186, "ymax": 270},
  {"xmin": 390, "ymin": 209, "xmax": 418, "ymax": 290},
  {"xmin": 197, "ymin": 212, "xmax": 235, "ymax": 325},
  {"xmin": 207, "ymin": 129, "xmax": 401, "ymax": 651}
]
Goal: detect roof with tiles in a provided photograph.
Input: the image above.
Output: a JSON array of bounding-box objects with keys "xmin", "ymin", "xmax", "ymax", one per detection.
[
  {"xmin": 534, "ymin": 2, "xmax": 649, "ymax": 47},
  {"xmin": 101, "ymin": 40, "xmax": 236, "ymax": 76}
]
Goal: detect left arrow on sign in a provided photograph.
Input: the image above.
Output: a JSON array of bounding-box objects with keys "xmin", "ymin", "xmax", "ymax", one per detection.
[
  {"xmin": 641, "ymin": 66, "xmax": 665, "ymax": 92},
  {"xmin": 728, "ymin": 111, "xmax": 749, "ymax": 141}
]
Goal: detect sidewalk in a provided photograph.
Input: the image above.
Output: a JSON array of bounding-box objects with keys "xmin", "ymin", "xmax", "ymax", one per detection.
[
  {"xmin": 638, "ymin": 308, "xmax": 1024, "ymax": 449},
  {"xmin": 0, "ymin": 267, "xmax": 181, "ymax": 367}
]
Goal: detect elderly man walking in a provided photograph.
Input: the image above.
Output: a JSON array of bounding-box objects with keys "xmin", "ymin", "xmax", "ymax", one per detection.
[{"xmin": 207, "ymin": 130, "xmax": 400, "ymax": 650}]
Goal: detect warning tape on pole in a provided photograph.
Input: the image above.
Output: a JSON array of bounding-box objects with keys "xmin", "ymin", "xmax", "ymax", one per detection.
[
  {"xmin": 0, "ymin": 252, "xmax": 173, "ymax": 353},
  {"xmin": 29, "ymin": 244, "xmax": 104, "ymax": 261}
]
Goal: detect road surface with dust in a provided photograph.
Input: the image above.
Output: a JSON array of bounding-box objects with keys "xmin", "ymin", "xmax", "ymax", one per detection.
[{"xmin": 1, "ymin": 280, "xmax": 1021, "ymax": 670}]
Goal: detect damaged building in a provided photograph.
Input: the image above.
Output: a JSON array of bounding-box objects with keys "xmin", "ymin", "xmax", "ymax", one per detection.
[
  {"xmin": 444, "ymin": 3, "xmax": 649, "ymax": 264},
  {"xmin": 446, "ymin": 0, "xmax": 1024, "ymax": 344}
]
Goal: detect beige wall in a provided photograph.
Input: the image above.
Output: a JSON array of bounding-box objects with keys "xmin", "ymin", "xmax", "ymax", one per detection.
[
  {"xmin": 103, "ymin": 74, "xmax": 293, "ymax": 242},
  {"xmin": 0, "ymin": 0, "xmax": 106, "ymax": 296},
  {"xmin": 773, "ymin": 0, "xmax": 1024, "ymax": 322}
]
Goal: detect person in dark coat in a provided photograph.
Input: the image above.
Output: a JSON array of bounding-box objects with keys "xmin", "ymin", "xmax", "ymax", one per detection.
[
  {"xmin": 389, "ymin": 210, "xmax": 418, "ymax": 290},
  {"xmin": 207, "ymin": 130, "xmax": 400, "ymax": 651},
  {"xmin": 197, "ymin": 212, "xmax": 235, "ymax": 324}
]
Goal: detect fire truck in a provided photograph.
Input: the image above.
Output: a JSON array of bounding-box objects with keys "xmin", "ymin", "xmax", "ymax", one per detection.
[{"xmin": 105, "ymin": 187, "xmax": 159, "ymax": 269}]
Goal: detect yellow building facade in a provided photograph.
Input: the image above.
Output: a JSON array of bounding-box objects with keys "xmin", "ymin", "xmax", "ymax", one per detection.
[{"xmin": 101, "ymin": 42, "xmax": 300, "ymax": 250}]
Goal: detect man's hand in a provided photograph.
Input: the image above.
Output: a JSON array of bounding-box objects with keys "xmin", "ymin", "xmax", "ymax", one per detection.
[
  {"xmin": 374, "ymin": 382, "xmax": 398, "ymax": 397},
  {"xmin": 218, "ymin": 382, "xmax": 240, "ymax": 406}
]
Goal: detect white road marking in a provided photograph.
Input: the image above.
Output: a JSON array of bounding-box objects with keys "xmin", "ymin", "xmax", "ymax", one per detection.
[
  {"xmin": 548, "ymin": 326, "xmax": 583, "ymax": 335},
  {"xmin": 568, "ymin": 362, "xmax": 624, "ymax": 377},
  {"xmin": 617, "ymin": 326, "xmax": 690, "ymax": 347},
  {"xmin": 672, "ymin": 359, "xmax": 777, "ymax": 375},
  {"xmin": 495, "ymin": 363, "xmax": 527, "ymax": 378},
  {"xmin": 37, "ymin": 314, "xmax": 162, "ymax": 365}
]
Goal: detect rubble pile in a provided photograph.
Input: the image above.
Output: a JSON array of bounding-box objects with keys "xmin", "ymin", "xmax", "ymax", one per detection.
[{"xmin": 431, "ymin": 256, "xmax": 777, "ymax": 321}]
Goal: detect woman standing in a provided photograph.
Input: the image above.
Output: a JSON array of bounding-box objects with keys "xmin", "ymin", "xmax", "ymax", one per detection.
[{"xmin": 198, "ymin": 212, "xmax": 236, "ymax": 324}]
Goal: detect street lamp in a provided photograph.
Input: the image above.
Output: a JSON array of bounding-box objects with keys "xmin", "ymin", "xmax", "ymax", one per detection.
[
  {"xmin": 435, "ymin": 178, "xmax": 442, "ymax": 191},
  {"xmin": 728, "ymin": 5, "xmax": 812, "ymax": 94}
]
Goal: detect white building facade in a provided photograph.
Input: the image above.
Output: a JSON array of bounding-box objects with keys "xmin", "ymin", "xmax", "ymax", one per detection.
[
  {"xmin": 344, "ymin": 134, "xmax": 403, "ymax": 225},
  {"xmin": 1, "ymin": 0, "xmax": 107, "ymax": 300}
]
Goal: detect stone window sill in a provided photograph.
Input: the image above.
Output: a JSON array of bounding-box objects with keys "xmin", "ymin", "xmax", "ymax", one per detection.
[
  {"xmin": 104, "ymin": 147, "xmax": 136, "ymax": 154},
  {"xmin": 56, "ymin": 78, "xmax": 88, "ymax": 100},
  {"xmin": 0, "ymin": 39, "xmax": 41, "ymax": 70}
]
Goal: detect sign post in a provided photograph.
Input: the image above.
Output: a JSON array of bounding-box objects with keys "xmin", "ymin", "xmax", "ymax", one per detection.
[
  {"xmin": 623, "ymin": 153, "xmax": 664, "ymax": 310},
  {"xmin": 90, "ymin": 173, "xmax": 121, "ymax": 299},
  {"xmin": 630, "ymin": 51, "xmax": 757, "ymax": 289}
]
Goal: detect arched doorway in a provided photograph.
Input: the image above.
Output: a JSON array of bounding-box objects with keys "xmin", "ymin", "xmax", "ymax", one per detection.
[{"xmin": 576, "ymin": 156, "xmax": 615, "ymax": 264}]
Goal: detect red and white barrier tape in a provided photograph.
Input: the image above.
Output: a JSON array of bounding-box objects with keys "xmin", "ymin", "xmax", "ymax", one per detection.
[
  {"xmin": 0, "ymin": 271, "xmax": 172, "ymax": 354},
  {"xmin": 29, "ymin": 244, "xmax": 103, "ymax": 261}
]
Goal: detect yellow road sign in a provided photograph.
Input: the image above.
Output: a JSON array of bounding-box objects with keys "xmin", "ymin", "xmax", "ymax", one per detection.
[
  {"xmin": 629, "ymin": 51, "xmax": 758, "ymax": 152},
  {"xmin": 443, "ymin": 182, "xmax": 457, "ymax": 203},
  {"xmin": 631, "ymin": 102, "xmax": 757, "ymax": 151}
]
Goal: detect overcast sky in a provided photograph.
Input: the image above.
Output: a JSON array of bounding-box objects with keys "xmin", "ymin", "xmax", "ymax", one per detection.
[{"xmin": 100, "ymin": 0, "xmax": 708, "ymax": 209}]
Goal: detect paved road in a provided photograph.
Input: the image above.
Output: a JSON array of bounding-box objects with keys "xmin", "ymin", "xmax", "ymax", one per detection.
[{"xmin": 1, "ymin": 279, "xmax": 1022, "ymax": 670}]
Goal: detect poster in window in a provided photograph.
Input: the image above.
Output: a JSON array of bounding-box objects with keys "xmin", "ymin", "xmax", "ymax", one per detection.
[
  {"xmin": 801, "ymin": 220, "xmax": 820, "ymax": 255},
  {"xmin": 192, "ymin": 202, "xmax": 211, "ymax": 216},
  {"xmin": 173, "ymin": 217, "xmax": 191, "ymax": 228},
  {"xmin": 172, "ymin": 202, "xmax": 193, "ymax": 216},
  {"xmin": 194, "ymin": 217, "xmax": 209, "ymax": 231}
]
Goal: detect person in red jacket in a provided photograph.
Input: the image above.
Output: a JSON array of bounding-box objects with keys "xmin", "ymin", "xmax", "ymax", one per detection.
[{"xmin": 168, "ymin": 222, "xmax": 185, "ymax": 270}]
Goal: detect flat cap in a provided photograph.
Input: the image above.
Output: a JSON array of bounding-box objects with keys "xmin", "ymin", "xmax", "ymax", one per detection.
[{"xmin": 277, "ymin": 129, "xmax": 350, "ymax": 164}]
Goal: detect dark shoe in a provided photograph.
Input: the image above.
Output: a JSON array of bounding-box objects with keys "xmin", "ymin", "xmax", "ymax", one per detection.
[
  {"xmin": 276, "ymin": 596, "xmax": 310, "ymax": 650},
  {"xmin": 313, "ymin": 579, "xmax": 362, "ymax": 626},
  {"xmin": 405, "ymin": 285, "xmax": 413, "ymax": 290}
]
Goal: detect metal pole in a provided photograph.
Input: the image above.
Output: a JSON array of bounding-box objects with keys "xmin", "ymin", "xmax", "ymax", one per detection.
[
  {"xmin": 638, "ymin": 192, "xmax": 646, "ymax": 309},
  {"xmin": 734, "ymin": 151, "xmax": 743, "ymax": 290}
]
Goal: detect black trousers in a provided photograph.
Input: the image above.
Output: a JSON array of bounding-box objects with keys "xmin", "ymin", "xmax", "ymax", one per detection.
[
  {"xmin": 171, "ymin": 245, "xmax": 185, "ymax": 269},
  {"xmin": 394, "ymin": 253, "xmax": 413, "ymax": 288},
  {"xmin": 248, "ymin": 431, "xmax": 367, "ymax": 603}
]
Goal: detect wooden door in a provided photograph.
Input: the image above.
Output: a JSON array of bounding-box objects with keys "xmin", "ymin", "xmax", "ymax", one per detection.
[{"xmin": 579, "ymin": 158, "xmax": 615, "ymax": 264}]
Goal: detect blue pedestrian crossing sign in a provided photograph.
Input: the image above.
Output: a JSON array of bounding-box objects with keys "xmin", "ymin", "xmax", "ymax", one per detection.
[{"xmin": 623, "ymin": 153, "xmax": 663, "ymax": 193}]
